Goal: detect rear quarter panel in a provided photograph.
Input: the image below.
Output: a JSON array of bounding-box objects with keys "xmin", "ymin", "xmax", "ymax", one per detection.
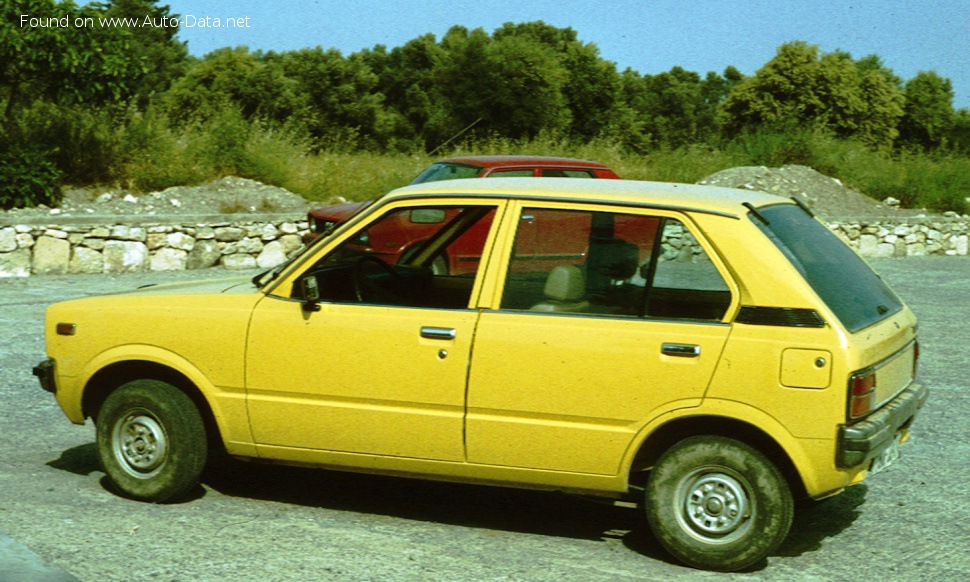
[{"xmin": 692, "ymin": 211, "xmax": 919, "ymax": 496}]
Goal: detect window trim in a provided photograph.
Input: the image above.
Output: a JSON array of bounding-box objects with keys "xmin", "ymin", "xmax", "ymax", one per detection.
[
  {"xmin": 269, "ymin": 198, "xmax": 509, "ymax": 306},
  {"xmin": 482, "ymin": 201, "xmax": 739, "ymax": 323}
]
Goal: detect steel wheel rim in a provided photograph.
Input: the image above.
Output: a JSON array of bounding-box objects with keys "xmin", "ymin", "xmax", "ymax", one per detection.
[
  {"xmin": 674, "ymin": 467, "xmax": 754, "ymax": 544},
  {"xmin": 112, "ymin": 409, "xmax": 168, "ymax": 479}
]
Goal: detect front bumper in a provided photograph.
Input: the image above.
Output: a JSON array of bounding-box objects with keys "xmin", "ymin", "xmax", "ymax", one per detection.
[
  {"xmin": 837, "ymin": 382, "xmax": 928, "ymax": 468},
  {"xmin": 33, "ymin": 358, "xmax": 57, "ymax": 394}
]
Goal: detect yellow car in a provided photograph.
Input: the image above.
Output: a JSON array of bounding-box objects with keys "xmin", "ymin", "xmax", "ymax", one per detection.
[{"xmin": 35, "ymin": 178, "xmax": 927, "ymax": 571}]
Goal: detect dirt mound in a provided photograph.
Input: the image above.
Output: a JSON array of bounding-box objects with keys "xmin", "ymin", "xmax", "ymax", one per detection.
[
  {"xmin": 698, "ymin": 165, "xmax": 925, "ymax": 220},
  {"xmin": 2, "ymin": 176, "xmax": 310, "ymax": 220}
]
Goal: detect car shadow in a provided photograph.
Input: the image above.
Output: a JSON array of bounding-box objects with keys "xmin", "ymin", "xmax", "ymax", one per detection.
[
  {"xmin": 45, "ymin": 443, "xmax": 209, "ymax": 502},
  {"xmin": 46, "ymin": 442, "xmax": 100, "ymax": 476},
  {"xmin": 203, "ymin": 455, "xmax": 650, "ymax": 542},
  {"xmin": 777, "ymin": 486, "xmax": 868, "ymax": 557},
  {"xmin": 47, "ymin": 444, "xmax": 864, "ymax": 567}
]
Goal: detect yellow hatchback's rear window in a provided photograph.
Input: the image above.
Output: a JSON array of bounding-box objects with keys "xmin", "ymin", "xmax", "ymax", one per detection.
[{"xmin": 754, "ymin": 204, "xmax": 903, "ymax": 333}]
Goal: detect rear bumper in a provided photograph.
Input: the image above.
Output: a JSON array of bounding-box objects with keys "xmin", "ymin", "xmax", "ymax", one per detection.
[
  {"xmin": 33, "ymin": 358, "xmax": 57, "ymax": 394},
  {"xmin": 837, "ymin": 382, "xmax": 928, "ymax": 468}
]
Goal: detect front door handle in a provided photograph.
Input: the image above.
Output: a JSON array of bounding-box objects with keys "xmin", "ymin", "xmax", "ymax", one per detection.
[
  {"xmin": 420, "ymin": 326, "xmax": 456, "ymax": 340},
  {"xmin": 662, "ymin": 343, "xmax": 700, "ymax": 357}
]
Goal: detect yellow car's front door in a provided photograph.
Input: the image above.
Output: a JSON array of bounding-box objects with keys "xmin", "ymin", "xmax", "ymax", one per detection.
[
  {"xmin": 245, "ymin": 200, "xmax": 505, "ymax": 462},
  {"xmin": 246, "ymin": 299, "xmax": 477, "ymax": 461}
]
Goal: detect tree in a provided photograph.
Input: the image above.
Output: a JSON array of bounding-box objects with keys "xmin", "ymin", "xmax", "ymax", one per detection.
[
  {"xmin": 558, "ymin": 36, "xmax": 620, "ymax": 139},
  {"xmin": 359, "ymin": 36, "xmax": 442, "ymax": 149},
  {"xmin": 1, "ymin": 0, "xmax": 147, "ymax": 119},
  {"xmin": 898, "ymin": 71, "xmax": 955, "ymax": 149},
  {"xmin": 97, "ymin": 0, "xmax": 188, "ymax": 104},
  {"xmin": 429, "ymin": 25, "xmax": 571, "ymax": 144},
  {"xmin": 946, "ymin": 108, "xmax": 970, "ymax": 154},
  {"xmin": 491, "ymin": 21, "xmax": 622, "ymax": 140},
  {"xmin": 163, "ymin": 47, "xmax": 302, "ymax": 125},
  {"xmin": 480, "ymin": 32, "xmax": 571, "ymax": 138},
  {"xmin": 717, "ymin": 42, "xmax": 904, "ymax": 148},
  {"xmin": 701, "ymin": 66, "xmax": 743, "ymax": 110},
  {"xmin": 273, "ymin": 47, "xmax": 403, "ymax": 149},
  {"xmin": 611, "ymin": 66, "xmax": 723, "ymax": 150}
]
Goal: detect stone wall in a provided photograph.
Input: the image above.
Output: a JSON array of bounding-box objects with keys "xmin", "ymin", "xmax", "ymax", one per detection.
[
  {"xmin": 0, "ymin": 214, "xmax": 967, "ymax": 277},
  {"xmin": 827, "ymin": 217, "xmax": 969, "ymax": 257},
  {"xmin": 0, "ymin": 216, "xmax": 307, "ymax": 277}
]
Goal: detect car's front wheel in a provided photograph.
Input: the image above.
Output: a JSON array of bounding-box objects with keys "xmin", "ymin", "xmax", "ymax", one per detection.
[
  {"xmin": 96, "ymin": 380, "xmax": 207, "ymax": 502},
  {"xmin": 645, "ymin": 435, "xmax": 793, "ymax": 571}
]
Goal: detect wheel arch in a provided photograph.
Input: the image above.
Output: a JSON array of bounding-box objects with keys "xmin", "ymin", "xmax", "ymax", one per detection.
[
  {"xmin": 82, "ymin": 360, "xmax": 223, "ymax": 454},
  {"xmin": 627, "ymin": 415, "xmax": 808, "ymax": 500}
]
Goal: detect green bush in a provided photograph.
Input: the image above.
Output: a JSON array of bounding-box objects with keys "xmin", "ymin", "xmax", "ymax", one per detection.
[
  {"xmin": 16, "ymin": 103, "xmax": 120, "ymax": 186},
  {"xmin": 114, "ymin": 108, "xmax": 209, "ymax": 191},
  {"xmin": 0, "ymin": 144, "xmax": 62, "ymax": 210}
]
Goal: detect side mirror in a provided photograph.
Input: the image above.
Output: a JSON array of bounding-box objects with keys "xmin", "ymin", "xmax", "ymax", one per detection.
[{"xmin": 301, "ymin": 276, "xmax": 321, "ymax": 312}]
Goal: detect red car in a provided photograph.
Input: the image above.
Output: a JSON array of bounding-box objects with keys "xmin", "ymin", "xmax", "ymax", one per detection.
[{"xmin": 304, "ymin": 155, "xmax": 621, "ymax": 241}]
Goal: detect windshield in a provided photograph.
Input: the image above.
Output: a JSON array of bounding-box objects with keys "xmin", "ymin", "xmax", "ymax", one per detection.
[
  {"xmin": 755, "ymin": 204, "xmax": 903, "ymax": 333},
  {"xmin": 410, "ymin": 162, "xmax": 483, "ymax": 184}
]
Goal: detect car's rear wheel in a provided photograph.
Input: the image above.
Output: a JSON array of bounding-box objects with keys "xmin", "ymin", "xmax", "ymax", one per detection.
[
  {"xmin": 96, "ymin": 380, "xmax": 207, "ymax": 502},
  {"xmin": 645, "ymin": 435, "xmax": 793, "ymax": 571}
]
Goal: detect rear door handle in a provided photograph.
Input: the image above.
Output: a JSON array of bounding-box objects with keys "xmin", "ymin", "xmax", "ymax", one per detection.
[
  {"xmin": 421, "ymin": 326, "xmax": 456, "ymax": 340},
  {"xmin": 662, "ymin": 343, "xmax": 700, "ymax": 357}
]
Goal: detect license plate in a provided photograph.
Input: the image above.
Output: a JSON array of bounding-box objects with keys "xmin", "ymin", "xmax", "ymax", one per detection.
[{"xmin": 870, "ymin": 433, "xmax": 902, "ymax": 475}]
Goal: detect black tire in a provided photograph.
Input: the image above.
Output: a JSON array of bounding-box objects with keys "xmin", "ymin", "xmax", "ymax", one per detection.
[
  {"xmin": 645, "ymin": 435, "xmax": 793, "ymax": 572},
  {"xmin": 96, "ymin": 380, "xmax": 207, "ymax": 502}
]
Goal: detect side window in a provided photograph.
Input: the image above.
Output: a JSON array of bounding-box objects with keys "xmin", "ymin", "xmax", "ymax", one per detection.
[
  {"xmin": 498, "ymin": 209, "xmax": 730, "ymax": 322},
  {"xmin": 499, "ymin": 208, "xmax": 658, "ymax": 316},
  {"xmin": 298, "ymin": 205, "xmax": 497, "ymax": 309},
  {"xmin": 645, "ymin": 220, "xmax": 731, "ymax": 321},
  {"xmin": 490, "ymin": 169, "xmax": 535, "ymax": 178},
  {"xmin": 541, "ymin": 169, "xmax": 594, "ymax": 178}
]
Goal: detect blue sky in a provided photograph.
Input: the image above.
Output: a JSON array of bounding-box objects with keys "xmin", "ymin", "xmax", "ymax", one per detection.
[{"xmin": 163, "ymin": 0, "xmax": 970, "ymax": 109}]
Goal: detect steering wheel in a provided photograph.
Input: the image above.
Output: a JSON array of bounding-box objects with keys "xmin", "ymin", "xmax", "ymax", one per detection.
[{"xmin": 352, "ymin": 255, "xmax": 404, "ymax": 302}]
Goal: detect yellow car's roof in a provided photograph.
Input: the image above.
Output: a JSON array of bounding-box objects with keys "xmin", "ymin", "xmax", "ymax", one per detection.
[{"xmin": 386, "ymin": 178, "xmax": 791, "ymax": 218}]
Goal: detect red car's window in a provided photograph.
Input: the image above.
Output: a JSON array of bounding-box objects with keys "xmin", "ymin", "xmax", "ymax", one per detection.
[
  {"xmin": 540, "ymin": 169, "xmax": 595, "ymax": 178},
  {"xmin": 489, "ymin": 169, "xmax": 535, "ymax": 178},
  {"xmin": 410, "ymin": 163, "xmax": 483, "ymax": 184}
]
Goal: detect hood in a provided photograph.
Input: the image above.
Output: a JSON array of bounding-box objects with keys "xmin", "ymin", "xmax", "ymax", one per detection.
[{"xmin": 102, "ymin": 275, "xmax": 256, "ymax": 297}]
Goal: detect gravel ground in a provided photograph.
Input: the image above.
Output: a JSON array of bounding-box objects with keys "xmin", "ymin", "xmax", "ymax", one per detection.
[{"xmin": 0, "ymin": 258, "xmax": 967, "ymax": 581}]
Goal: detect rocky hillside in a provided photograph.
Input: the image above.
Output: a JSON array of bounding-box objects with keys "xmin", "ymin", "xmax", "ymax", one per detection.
[
  {"xmin": 698, "ymin": 165, "xmax": 927, "ymax": 220},
  {"xmin": 0, "ymin": 176, "xmax": 311, "ymax": 221}
]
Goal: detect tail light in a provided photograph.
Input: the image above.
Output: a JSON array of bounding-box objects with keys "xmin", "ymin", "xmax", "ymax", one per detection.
[
  {"xmin": 848, "ymin": 370, "xmax": 876, "ymax": 420},
  {"xmin": 913, "ymin": 340, "xmax": 920, "ymax": 376}
]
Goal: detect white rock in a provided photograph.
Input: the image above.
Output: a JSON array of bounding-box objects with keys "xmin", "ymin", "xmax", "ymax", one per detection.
[
  {"xmin": 256, "ymin": 241, "xmax": 288, "ymax": 269},
  {"xmin": 151, "ymin": 248, "xmax": 188, "ymax": 271}
]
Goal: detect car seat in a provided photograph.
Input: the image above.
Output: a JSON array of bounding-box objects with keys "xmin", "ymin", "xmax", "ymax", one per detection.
[{"xmin": 530, "ymin": 265, "xmax": 590, "ymax": 313}]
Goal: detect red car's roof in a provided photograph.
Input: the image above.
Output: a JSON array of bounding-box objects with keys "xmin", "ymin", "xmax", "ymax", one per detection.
[{"xmin": 434, "ymin": 155, "xmax": 612, "ymax": 169}]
